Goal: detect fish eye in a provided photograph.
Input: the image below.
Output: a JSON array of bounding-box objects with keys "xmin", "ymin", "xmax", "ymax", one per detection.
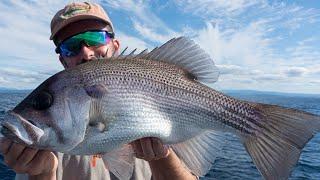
[{"xmin": 32, "ymin": 91, "xmax": 53, "ymax": 110}]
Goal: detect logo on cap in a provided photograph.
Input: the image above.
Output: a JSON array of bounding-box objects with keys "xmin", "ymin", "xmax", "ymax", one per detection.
[{"xmin": 60, "ymin": 2, "xmax": 91, "ymax": 19}]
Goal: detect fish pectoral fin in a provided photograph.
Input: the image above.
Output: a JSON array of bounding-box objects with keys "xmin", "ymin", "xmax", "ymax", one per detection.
[
  {"xmin": 88, "ymin": 87, "xmax": 120, "ymax": 130},
  {"xmin": 102, "ymin": 144, "xmax": 135, "ymax": 180},
  {"xmin": 170, "ymin": 130, "xmax": 226, "ymax": 177},
  {"xmin": 85, "ymin": 84, "xmax": 108, "ymax": 99},
  {"xmin": 88, "ymin": 98, "xmax": 113, "ymax": 132},
  {"xmin": 88, "ymin": 100, "xmax": 103, "ymax": 126},
  {"xmin": 243, "ymin": 103, "xmax": 320, "ymax": 179}
]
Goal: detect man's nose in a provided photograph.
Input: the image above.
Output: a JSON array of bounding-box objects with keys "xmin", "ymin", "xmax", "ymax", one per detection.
[{"xmin": 80, "ymin": 45, "xmax": 95, "ymax": 61}]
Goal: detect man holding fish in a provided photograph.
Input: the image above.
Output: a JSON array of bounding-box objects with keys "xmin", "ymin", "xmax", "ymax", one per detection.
[
  {"xmin": 1, "ymin": 1, "xmax": 320, "ymax": 180},
  {"xmin": 0, "ymin": 2, "xmax": 197, "ymax": 180}
]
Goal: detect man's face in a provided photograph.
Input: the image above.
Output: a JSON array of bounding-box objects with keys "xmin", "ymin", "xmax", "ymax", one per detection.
[
  {"xmin": 59, "ymin": 38, "xmax": 119, "ymax": 69},
  {"xmin": 55, "ymin": 21, "xmax": 120, "ymax": 69}
]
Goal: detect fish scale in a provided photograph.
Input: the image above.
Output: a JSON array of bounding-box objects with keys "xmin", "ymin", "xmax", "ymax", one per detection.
[
  {"xmin": 79, "ymin": 58, "xmax": 261, "ymax": 135},
  {"xmin": 2, "ymin": 37, "xmax": 320, "ymax": 180}
]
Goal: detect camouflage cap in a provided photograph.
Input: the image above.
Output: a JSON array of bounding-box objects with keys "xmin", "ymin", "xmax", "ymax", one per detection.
[{"xmin": 50, "ymin": 2, "xmax": 114, "ymax": 40}]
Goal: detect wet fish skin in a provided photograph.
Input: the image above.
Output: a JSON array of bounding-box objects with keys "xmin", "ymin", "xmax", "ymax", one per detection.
[{"xmin": 1, "ymin": 37, "xmax": 320, "ymax": 180}]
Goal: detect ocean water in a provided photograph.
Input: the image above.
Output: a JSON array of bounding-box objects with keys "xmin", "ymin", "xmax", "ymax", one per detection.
[{"xmin": 0, "ymin": 91, "xmax": 319, "ymax": 180}]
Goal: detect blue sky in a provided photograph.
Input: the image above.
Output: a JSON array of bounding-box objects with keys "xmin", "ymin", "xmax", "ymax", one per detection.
[{"xmin": 0, "ymin": 0, "xmax": 319, "ymax": 94}]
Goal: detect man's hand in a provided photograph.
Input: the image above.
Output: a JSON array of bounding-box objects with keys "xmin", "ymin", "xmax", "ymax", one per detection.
[
  {"xmin": 131, "ymin": 137, "xmax": 170, "ymax": 161},
  {"xmin": 0, "ymin": 138, "xmax": 58, "ymax": 179},
  {"xmin": 131, "ymin": 137, "xmax": 197, "ymax": 180}
]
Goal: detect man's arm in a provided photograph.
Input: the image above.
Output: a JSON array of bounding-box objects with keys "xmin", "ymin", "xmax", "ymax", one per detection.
[{"xmin": 131, "ymin": 137, "xmax": 198, "ymax": 180}]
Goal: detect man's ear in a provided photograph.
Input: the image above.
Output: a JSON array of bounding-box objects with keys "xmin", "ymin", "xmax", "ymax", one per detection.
[
  {"xmin": 112, "ymin": 38, "xmax": 120, "ymax": 52},
  {"xmin": 59, "ymin": 56, "xmax": 68, "ymax": 69}
]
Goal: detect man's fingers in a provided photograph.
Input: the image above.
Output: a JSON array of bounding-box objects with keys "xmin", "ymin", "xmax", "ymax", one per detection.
[
  {"xmin": 4, "ymin": 143, "xmax": 26, "ymax": 166},
  {"xmin": 140, "ymin": 138, "xmax": 155, "ymax": 160},
  {"xmin": 132, "ymin": 138, "xmax": 170, "ymax": 161},
  {"xmin": 151, "ymin": 138, "xmax": 169, "ymax": 159},
  {"xmin": 26, "ymin": 150, "xmax": 55, "ymax": 175},
  {"xmin": 0, "ymin": 138, "xmax": 13, "ymax": 155},
  {"xmin": 17, "ymin": 148, "xmax": 39, "ymax": 166},
  {"xmin": 131, "ymin": 140, "xmax": 143, "ymax": 158}
]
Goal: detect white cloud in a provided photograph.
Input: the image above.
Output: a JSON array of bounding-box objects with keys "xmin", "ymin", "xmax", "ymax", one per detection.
[
  {"xmin": 0, "ymin": 77, "xmax": 7, "ymax": 84},
  {"xmin": 174, "ymin": 0, "xmax": 320, "ymax": 31},
  {"xmin": 315, "ymin": 70, "xmax": 320, "ymax": 75},
  {"xmin": 132, "ymin": 21, "xmax": 177, "ymax": 43},
  {"xmin": 217, "ymin": 64, "xmax": 243, "ymax": 75},
  {"xmin": 178, "ymin": 1, "xmax": 320, "ymax": 94},
  {"xmin": 194, "ymin": 22, "xmax": 272, "ymax": 66},
  {"xmin": 0, "ymin": 0, "xmax": 68, "ymax": 89},
  {"xmin": 0, "ymin": 68, "xmax": 52, "ymax": 88},
  {"xmin": 0, "ymin": 0, "xmax": 154, "ymax": 89},
  {"xmin": 174, "ymin": 0, "xmax": 260, "ymax": 17},
  {"xmin": 0, "ymin": 67, "xmax": 51, "ymax": 89},
  {"xmin": 309, "ymin": 80, "xmax": 320, "ymax": 84},
  {"xmin": 0, "ymin": 0, "xmax": 319, "ymax": 94},
  {"xmin": 103, "ymin": 0, "xmax": 170, "ymax": 30},
  {"xmin": 278, "ymin": 4, "xmax": 320, "ymax": 30},
  {"xmin": 253, "ymin": 74, "xmax": 284, "ymax": 81},
  {"xmin": 217, "ymin": 65, "xmax": 265, "ymax": 77},
  {"xmin": 283, "ymin": 38, "xmax": 320, "ymax": 67},
  {"xmin": 285, "ymin": 67, "xmax": 308, "ymax": 77},
  {"xmin": 102, "ymin": 0, "xmax": 179, "ymax": 43},
  {"xmin": 0, "ymin": 0, "xmax": 63, "ymax": 69},
  {"xmin": 117, "ymin": 31, "xmax": 151, "ymax": 53}
]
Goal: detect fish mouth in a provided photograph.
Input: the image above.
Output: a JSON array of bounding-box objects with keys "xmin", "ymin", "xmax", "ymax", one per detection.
[{"xmin": 0, "ymin": 111, "xmax": 44, "ymax": 145}]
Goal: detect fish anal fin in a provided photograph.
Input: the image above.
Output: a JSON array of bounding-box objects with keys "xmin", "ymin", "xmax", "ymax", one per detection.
[
  {"xmin": 171, "ymin": 130, "xmax": 226, "ymax": 177},
  {"xmin": 102, "ymin": 144, "xmax": 135, "ymax": 180}
]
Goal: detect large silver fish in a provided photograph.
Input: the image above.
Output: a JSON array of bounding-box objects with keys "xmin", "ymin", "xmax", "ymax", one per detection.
[{"xmin": 1, "ymin": 37, "xmax": 320, "ymax": 180}]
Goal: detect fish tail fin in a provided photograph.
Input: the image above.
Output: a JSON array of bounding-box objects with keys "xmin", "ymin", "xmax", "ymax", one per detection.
[{"xmin": 242, "ymin": 103, "xmax": 320, "ymax": 179}]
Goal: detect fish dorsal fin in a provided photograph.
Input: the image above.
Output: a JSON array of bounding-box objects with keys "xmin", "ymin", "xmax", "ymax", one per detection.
[
  {"xmin": 117, "ymin": 48, "xmax": 147, "ymax": 60},
  {"xmin": 119, "ymin": 47, "xmax": 128, "ymax": 57},
  {"xmin": 170, "ymin": 130, "xmax": 226, "ymax": 177},
  {"xmin": 139, "ymin": 37, "xmax": 219, "ymax": 84},
  {"xmin": 128, "ymin": 48, "xmax": 137, "ymax": 56},
  {"xmin": 135, "ymin": 48, "xmax": 148, "ymax": 58}
]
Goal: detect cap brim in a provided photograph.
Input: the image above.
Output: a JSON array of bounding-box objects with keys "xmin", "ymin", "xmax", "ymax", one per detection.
[{"xmin": 50, "ymin": 15, "xmax": 111, "ymax": 40}]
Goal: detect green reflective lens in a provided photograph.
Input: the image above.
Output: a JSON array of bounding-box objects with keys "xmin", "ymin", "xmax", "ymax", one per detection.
[{"xmin": 57, "ymin": 31, "xmax": 112, "ymax": 57}]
